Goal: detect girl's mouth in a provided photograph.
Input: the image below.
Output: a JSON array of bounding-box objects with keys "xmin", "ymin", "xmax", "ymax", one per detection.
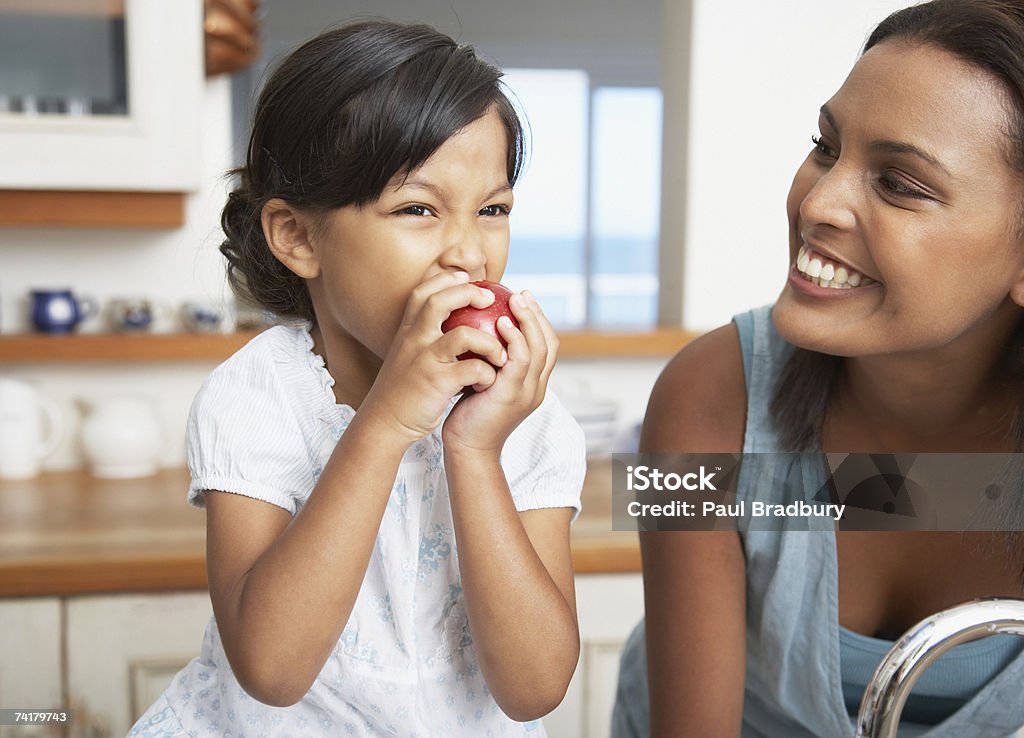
[{"xmin": 794, "ymin": 245, "xmax": 877, "ymax": 289}]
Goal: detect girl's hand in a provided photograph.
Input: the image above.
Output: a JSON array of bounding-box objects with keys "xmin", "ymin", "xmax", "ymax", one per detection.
[
  {"xmin": 358, "ymin": 271, "xmax": 509, "ymax": 444},
  {"xmin": 442, "ymin": 290, "xmax": 559, "ymax": 455}
]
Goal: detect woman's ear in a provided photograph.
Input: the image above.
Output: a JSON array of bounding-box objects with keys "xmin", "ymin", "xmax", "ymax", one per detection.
[{"xmin": 261, "ymin": 198, "xmax": 321, "ymax": 279}]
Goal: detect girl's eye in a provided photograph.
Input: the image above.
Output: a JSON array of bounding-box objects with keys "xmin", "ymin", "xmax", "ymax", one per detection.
[
  {"xmin": 810, "ymin": 134, "xmax": 838, "ymax": 160},
  {"xmin": 397, "ymin": 204, "xmax": 434, "ymax": 217},
  {"xmin": 879, "ymin": 172, "xmax": 929, "ymax": 199},
  {"xmin": 479, "ymin": 204, "xmax": 510, "ymax": 217}
]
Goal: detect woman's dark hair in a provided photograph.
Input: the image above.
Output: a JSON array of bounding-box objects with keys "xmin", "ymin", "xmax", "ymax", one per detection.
[
  {"xmin": 772, "ymin": 0, "xmax": 1024, "ymax": 452},
  {"xmin": 220, "ymin": 20, "xmax": 526, "ymax": 323}
]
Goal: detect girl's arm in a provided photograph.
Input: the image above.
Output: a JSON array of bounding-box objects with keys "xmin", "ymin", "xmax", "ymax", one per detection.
[
  {"xmin": 639, "ymin": 324, "xmax": 748, "ymax": 738},
  {"xmin": 442, "ymin": 293, "xmax": 581, "ymax": 721},
  {"xmin": 445, "ymin": 451, "xmax": 579, "ymax": 722}
]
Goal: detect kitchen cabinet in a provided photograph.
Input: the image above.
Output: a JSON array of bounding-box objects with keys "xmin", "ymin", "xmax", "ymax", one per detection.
[
  {"xmin": 0, "ymin": 598, "xmax": 63, "ymax": 738},
  {"xmin": 65, "ymin": 592, "xmax": 212, "ymax": 738},
  {"xmin": 0, "ymin": 582, "xmax": 642, "ymax": 738},
  {"xmin": 0, "ymin": 0, "xmax": 203, "ymax": 193},
  {"xmin": 89, "ymin": 580, "xmax": 645, "ymax": 738}
]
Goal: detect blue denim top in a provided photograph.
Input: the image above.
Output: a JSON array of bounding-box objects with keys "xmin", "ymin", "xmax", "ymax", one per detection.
[{"xmin": 733, "ymin": 305, "xmax": 1024, "ymax": 738}]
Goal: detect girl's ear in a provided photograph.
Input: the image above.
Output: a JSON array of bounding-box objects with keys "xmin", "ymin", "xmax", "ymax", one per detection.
[{"xmin": 261, "ymin": 198, "xmax": 321, "ymax": 279}]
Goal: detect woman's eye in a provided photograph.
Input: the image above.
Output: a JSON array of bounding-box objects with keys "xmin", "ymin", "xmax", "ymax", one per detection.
[
  {"xmin": 479, "ymin": 204, "xmax": 510, "ymax": 217},
  {"xmin": 810, "ymin": 134, "xmax": 838, "ymax": 160},
  {"xmin": 397, "ymin": 204, "xmax": 433, "ymax": 217},
  {"xmin": 879, "ymin": 173, "xmax": 928, "ymax": 199}
]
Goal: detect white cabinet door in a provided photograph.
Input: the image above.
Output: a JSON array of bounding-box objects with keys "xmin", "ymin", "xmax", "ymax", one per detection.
[
  {"xmin": 0, "ymin": 0, "xmax": 203, "ymax": 191},
  {"xmin": 0, "ymin": 598, "xmax": 62, "ymax": 738},
  {"xmin": 543, "ymin": 573, "xmax": 644, "ymax": 738},
  {"xmin": 64, "ymin": 592, "xmax": 212, "ymax": 738}
]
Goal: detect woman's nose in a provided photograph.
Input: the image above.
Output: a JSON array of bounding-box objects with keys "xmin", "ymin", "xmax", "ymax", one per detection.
[{"xmin": 797, "ymin": 162, "xmax": 858, "ymax": 233}]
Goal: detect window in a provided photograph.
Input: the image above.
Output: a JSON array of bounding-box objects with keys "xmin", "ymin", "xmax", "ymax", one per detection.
[{"xmin": 501, "ymin": 69, "xmax": 663, "ymax": 330}]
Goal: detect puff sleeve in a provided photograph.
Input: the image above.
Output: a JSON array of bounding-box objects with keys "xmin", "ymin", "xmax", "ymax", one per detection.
[
  {"xmin": 501, "ymin": 389, "xmax": 587, "ymax": 520},
  {"xmin": 185, "ymin": 341, "xmax": 316, "ymax": 516}
]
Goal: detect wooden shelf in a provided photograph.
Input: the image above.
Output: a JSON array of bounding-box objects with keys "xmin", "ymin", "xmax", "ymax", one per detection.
[
  {"xmin": 559, "ymin": 329, "xmax": 697, "ymax": 358},
  {"xmin": 0, "ymin": 331, "xmax": 262, "ymax": 362},
  {"xmin": 1, "ymin": 0, "xmax": 125, "ymax": 19},
  {"xmin": 0, "ymin": 329, "xmax": 696, "ymax": 363},
  {"xmin": 0, "ymin": 190, "xmax": 184, "ymax": 228}
]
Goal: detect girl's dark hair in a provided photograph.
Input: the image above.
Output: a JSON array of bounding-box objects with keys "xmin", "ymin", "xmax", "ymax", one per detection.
[
  {"xmin": 220, "ymin": 20, "xmax": 526, "ymax": 323},
  {"xmin": 772, "ymin": 0, "xmax": 1024, "ymax": 452}
]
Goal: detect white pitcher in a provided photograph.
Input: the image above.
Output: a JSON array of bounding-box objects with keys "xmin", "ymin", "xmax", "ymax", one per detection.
[
  {"xmin": 0, "ymin": 378, "xmax": 63, "ymax": 479},
  {"xmin": 79, "ymin": 396, "xmax": 163, "ymax": 479}
]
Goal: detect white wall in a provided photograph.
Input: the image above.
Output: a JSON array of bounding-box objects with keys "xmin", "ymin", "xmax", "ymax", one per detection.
[{"xmin": 678, "ymin": 0, "xmax": 911, "ymax": 331}]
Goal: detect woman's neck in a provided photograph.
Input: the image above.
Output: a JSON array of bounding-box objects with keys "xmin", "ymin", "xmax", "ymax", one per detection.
[
  {"xmin": 842, "ymin": 360, "xmax": 1007, "ymax": 440},
  {"xmin": 827, "ymin": 325, "xmax": 1020, "ymax": 452}
]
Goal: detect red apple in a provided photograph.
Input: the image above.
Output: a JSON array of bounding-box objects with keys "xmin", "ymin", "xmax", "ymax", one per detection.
[{"xmin": 441, "ymin": 280, "xmax": 520, "ymax": 364}]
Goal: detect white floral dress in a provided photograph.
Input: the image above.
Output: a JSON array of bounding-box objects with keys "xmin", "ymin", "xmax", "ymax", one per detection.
[{"xmin": 127, "ymin": 325, "xmax": 586, "ymax": 738}]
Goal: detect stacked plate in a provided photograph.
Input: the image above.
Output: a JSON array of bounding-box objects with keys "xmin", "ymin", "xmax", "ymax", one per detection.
[{"xmin": 562, "ymin": 394, "xmax": 619, "ymax": 457}]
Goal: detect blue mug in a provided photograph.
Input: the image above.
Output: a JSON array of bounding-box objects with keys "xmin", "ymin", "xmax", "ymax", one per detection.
[{"xmin": 29, "ymin": 289, "xmax": 99, "ymax": 333}]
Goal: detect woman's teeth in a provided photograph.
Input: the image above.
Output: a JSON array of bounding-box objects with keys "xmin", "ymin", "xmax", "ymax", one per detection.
[{"xmin": 795, "ymin": 245, "xmax": 875, "ymax": 289}]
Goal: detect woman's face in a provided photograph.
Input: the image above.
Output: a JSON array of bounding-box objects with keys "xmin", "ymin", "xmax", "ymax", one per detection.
[{"xmin": 773, "ymin": 41, "xmax": 1024, "ymax": 359}]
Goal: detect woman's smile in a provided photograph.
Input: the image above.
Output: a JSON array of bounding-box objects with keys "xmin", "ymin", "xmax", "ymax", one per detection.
[{"xmin": 792, "ymin": 244, "xmax": 878, "ymax": 290}]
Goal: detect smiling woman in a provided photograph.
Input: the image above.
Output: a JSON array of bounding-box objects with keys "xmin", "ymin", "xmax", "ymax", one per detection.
[{"xmin": 612, "ymin": 1, "xmax": 1024, "ymax": 737}]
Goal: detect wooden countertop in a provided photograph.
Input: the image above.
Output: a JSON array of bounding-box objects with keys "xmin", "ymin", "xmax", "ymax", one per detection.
[{"xmin": 0, "ymin": 459, "xmax": 638, "ymax": 598}]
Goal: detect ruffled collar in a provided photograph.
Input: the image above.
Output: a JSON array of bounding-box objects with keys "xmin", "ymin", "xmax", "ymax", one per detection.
[
  {"xmin": 297, "ymin": 323, "xmax": 355, "ymax": 427},
  {"xmin": 296, "ymin": 322, "xmax": 459, "ymax": 436}
]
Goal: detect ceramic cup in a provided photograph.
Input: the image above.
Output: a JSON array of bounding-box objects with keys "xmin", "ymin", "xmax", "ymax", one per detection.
[
  {"xmin": 180, "ymin": 300, "xmax": 231, "ymax": 333},
  {"xmin": 29, "ymin": 288, "xmax": 98, "ymax": 333},
  {"xmin": 106, "ymin": 297, "xmax": 170, "ymax": 333}
]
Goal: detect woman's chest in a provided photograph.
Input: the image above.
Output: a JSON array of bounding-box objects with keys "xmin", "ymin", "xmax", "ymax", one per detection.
[{"xmin": 835, "ymin": 531, "xmax": 1024, "ymax": 639}]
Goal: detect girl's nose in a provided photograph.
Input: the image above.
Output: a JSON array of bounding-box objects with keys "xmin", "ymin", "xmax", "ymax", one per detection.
[
  {"xmin": 438, "ymin": 222, "xmax": 487, "ymax": 274},
  {"xmin": 798, "ymin": 163, "xmax": 858, "ymax": 233}
]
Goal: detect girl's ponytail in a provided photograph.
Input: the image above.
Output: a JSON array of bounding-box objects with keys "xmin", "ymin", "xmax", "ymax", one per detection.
[{"xmin": 219, "ymin": 174, "xmax": 315, "ymax": 323}]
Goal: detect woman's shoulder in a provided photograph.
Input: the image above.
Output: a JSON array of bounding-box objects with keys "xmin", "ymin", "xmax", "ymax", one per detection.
[{"xmin": 641, "ymin": 322, "xmax": 747, "ymax": 454}]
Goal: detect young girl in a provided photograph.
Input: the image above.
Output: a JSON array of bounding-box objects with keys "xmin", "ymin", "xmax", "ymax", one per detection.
[
  {"xmin": 613, "ymin": 1, "xmax": 1024, "ymax": 736},
  {"xmin": 128, "ymin": 20, "xmax": 585, "ymax": 737}
]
